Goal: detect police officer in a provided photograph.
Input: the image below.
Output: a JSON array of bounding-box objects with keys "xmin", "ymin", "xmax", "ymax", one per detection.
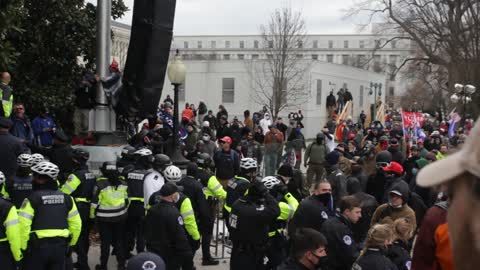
[
  {"xmin": 178, "ymin": 163, "xmax": 209, "ymax": 254},
  {"xmin": 229, "ymin": 180, "xmax": 280, "ymax": 270},
  {"xmin": 260, "ymin": 176, "xmax": 299, "ymax": 270},
  {"xmin": 31, "ymin": 153, "xmax": 45, "ymax": 165},
  {"xmin": 60, "ymin": 149, "xmax": 95, "ymax": 270},
  {"xmin": 10, "ymin": 153, "xmax": 34, "ymax": 208},
  {"xmin": 143, "ymin": 154, "xmax": 171, "ymax": 208},
  {"xmin": 148, "ymin": 165, "xmax": 198, "ymax": 269},
  {"xmin": 19, "ymin": 161, "xmax": 82, "ymax": 270},
  {"xmin": 0, "ymin": 170, "xmax": 22, "ymax": 270},
  {"xmin": 90, "ymin": 161, "xmax": 129, "ymax": 270},
  {"xmin": 223, "ymin": 157, "xmax": 258, "ymax": 230},
  {"xmin": 320, "ymin": 195, "xmax": 362, "ymax": 270},
  {"xmin": 288, "ymin": 181, "xmax": 334, "ymax": 236},
  {"xmin": 117, "ymin": 145, "xmax": 137, "ymax": 175},
  {"xmin": 127, "ymin": 252, "xmax": 166, "ymax": 270},
  {"xmin": 125, "ymin": 148, "xmax": 153, "ymax": 256},
  {"xmin": 144, "ymin": 183, "xmax": 193, "ymax": 270},
  {"xmin": 196, "ymin": 153, "xmax": 225, "ymax": 265}
]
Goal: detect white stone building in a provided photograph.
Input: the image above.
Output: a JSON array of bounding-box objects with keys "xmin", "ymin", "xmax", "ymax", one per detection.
[{"xmin": 111, "ymin": 21, "xmax": 411, "ymax": 138}]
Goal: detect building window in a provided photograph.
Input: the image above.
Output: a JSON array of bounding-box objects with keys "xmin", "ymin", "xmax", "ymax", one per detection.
[
  {"xmin": 223, "ymin": 54, "xmax": 230, "ymax": 60},
  {"xmin": 225, "ymin": 41, "xmax": 231, "ymax": 48},
  {"xmin": 184, "ymin": 41, "xmax": 189, "ymax": 49},
  {"xmin": 240, "ymin": 41, "xmax": 245, "ymax": 49},
  {"xmin": 316, "ymin": 80, "xmax": 322, "ymax": 105},
  {"xmin": 211, "ymin": 40, "xmax": 216, "ymax": 48},
  {"xmin": 360, "ymin": 86, "xmax": 364, "ymax": 107},
  {"xmin": 209, "ymin": 54, "xmax": 217, "ymax": 60},
  {"xmin": 391, "ymin": 40, "xmax": 397, "ymax": 49},
  {"xmin": 359, "ymin": 40, "xmax": 365, "ymax": 49},
  {"xmin": 389, "ymin": 55, "xmax": 398, "ymax": 65},
  {"xmin": 375, "ymin": 40, "xmax": 381, "ymax": 49},
  {"xmin": 313, "ymin": 40, "xmax": 318, "ymax": 48},
  {"xmin": 389, "ymin": 87, "xmax": 395, "ymax": 96},
  {"xmin": 238, "ymin": 54, "xmax": 245, "ymax": 60},
  {"xmin": 252, "ymin": 54, "xmax": 259, "ymax": 60},
  {"xmin": 193, "ymin": 54, "xmax": 205, "ymax": 60},
  {"xmin": 297, "ymin": 40, "xmax": 303, "ymax": 48},
  {"xmin": 267, "ymin": 54, "xmax": 273, "ymax": 59},
  {"xmin": 178, "ymin": 81, "xmax": 186, "ymax": 102},
  {"xmin": 390, "ymin": 73, "xmax": 396, "ymax": 81},
  {"xmin": 312, "ymin": 54, "xmax": 318, "ymax": 60},
  {"xmin": 342, "ymin": 55, "xmax": 350, "ymax": 65},
  {"xmin": 268, "ymin": 40, "xmax": 274, "ymax": 48},
  {"xmin": 327, "ymin": 54, "xmax": 334, "ymax": 63},
  {"xmin": 344, "ymin": 40, "xmax": 349, "ymax": 49},
  {"xmin": 296, "ymin": 54, "xmax": 303, "ymax": 59},
  {"xmin": 328, "ymin": 40, "xmax": 334, "ymax": 49},
  {"xmin": 222, "ymin": 78, "xmax": 235, "ymax": 103},
  {"xmin": 254, "ymin": 40, "xmax": 259, "ymax": 49},
  {"xmin": 197, "ymin": 41, "xmax": 202, "ymax": 49}
]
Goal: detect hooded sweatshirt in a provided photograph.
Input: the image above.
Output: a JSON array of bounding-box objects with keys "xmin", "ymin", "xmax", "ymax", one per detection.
[{"xmin": 371, "ymin": 181, "xmax": 417, "ymax": 228}]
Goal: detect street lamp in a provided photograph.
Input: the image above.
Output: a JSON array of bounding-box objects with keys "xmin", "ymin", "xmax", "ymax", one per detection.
[
  {"xmin": 369, "ymin": 82, "xmax": 382, "ymax": 121},
  {"xmin": 167, "ymin": 50, "xmax": 189, "ymax": 167},
  {"xmin": 450, "ymin": 83, "xmax": 476, "ymax": 129}
]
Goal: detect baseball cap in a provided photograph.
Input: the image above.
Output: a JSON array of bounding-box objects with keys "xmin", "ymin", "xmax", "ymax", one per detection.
[
  {"xmin": 159, "ymin": 182, "xmax": 178, "ymax": 197},
  {"xmin": 382, "ymin": 161, "xmax": 404, "ymax": 175},
  {"xmin": 127, "ymin": 252, "xmax": 166, "ymax": 270},
  {"xmin": 418, "ymin": 117, "xmax": 480, "ymax": 187},
  {"xmin": 219, "ymin": 136, "xmax": 232, "ymax": 144}
]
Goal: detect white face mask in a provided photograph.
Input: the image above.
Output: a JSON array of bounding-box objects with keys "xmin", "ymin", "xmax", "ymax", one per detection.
[{"xmin": 202, "ymin": 135, "xmax": 210, "ymax": 142}]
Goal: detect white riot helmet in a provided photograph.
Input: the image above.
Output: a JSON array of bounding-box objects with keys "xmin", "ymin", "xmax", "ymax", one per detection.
[
  {"xmin": 17, "ymin": 153, "xmax": 34, "ymax": 168},
  {"xmin": 0, "ymin": 171, "xmax": 5, "ymax": 185},
  {"xmin": 202, "ymin": 121, "xmax": 210, "ymax": 128},
  {"xmin": 31, "ymin": 161, "xmax": 60, "ymax": 180},
  {"xmin": 240, "ymin": 158, "xmax": 257, "ymax": 171},
  {"xmin": 31, "ymin": 153, "xmax": 45, "ymax": 165},
  {"xmin": 164, "ymin": 165, "xmax": 182, "ymax": 182},
  {"xmin": 134, "ymin": 148, "xmax": 153, "ymax": 156},
  {"xmin": 261, "ymin": 176, "xmax": 281, "ymax": 190}
]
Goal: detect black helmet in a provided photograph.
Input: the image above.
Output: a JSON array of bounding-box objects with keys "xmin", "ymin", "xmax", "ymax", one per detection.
[
  {"xmin": 196, "ymin": 153, "xmax": 212, "ymax": 168},
  {"xmin": 72, "ymin": 149, "xmax": 90, "ymax": 162},
  {"xmin": 316, "ymin": 132, "xmax": 325, "ymax": 140},
  {"xmin": 100, "ymin": 161, "xmax": 118, "ymax": 178},
  {"xmin": 121, "ymin": 145, "xmax": 136, "ymax": 158},
  {"xmin": 376, "ymin": 150, "xmax": 392, "ymax": 164},
  {"xmin": 153, "ymin": 154, "xmax": 172, "ymax": 171}
]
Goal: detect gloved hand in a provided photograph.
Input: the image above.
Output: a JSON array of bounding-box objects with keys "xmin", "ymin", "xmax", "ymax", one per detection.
[
  {"xmin": 66, "ymin": 246, "xmax": 73, "ymax": 257},
  {"xmin": 192, "ymin": 240, "xmax": 200, "ymax": 251}
]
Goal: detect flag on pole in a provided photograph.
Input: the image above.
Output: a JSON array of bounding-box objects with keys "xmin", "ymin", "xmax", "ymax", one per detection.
[{"xmin": 448, "ymin": 112, "xmax": 461, "ymax": 137}]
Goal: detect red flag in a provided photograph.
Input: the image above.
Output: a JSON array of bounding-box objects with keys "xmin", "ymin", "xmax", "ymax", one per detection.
[{"xmin": 402, "ymin": 111, "xmax": 425, "ymax": 128}]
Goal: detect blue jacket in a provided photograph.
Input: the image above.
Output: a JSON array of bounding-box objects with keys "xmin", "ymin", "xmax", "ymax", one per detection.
[
  {"xmin": 32, "ymin": 115, "xmax": 56, "ymax": 146},
  {"xmin": 10, "ymin": 115, "xmax": 33, "ymax": 144}
]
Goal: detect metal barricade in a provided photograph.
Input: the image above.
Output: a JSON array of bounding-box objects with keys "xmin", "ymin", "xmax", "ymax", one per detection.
[{"xmin": 211, "ymin": 200, "xmax": 232, "ymax": 259}]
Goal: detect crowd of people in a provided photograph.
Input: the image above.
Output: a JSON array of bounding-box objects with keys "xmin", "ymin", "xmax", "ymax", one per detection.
[{"xmin": 0, "ymin": 70, "xmax": 478, "ymax": 270}]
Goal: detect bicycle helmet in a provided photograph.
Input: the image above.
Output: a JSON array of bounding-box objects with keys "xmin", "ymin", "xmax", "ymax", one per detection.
[
  {"xmin": 202, "ymin": 121, "xmax": 210, "ymax": 128},
  {"xmin": 261, "ymin": 176, "xmax": 281, "ymax": 190},
  {"xmin": 17, "ymin": 153, "xmax": 34, "ymax": 168},
  {"xmin": 31, "ymin": 161, "xmax": 60, "ymax": 180},
  {"xmin": 0, "ymin": 171, "xmax": 5, "ymax": 185},
  {"xmin": 153, "ymin": 154, "xmax": 172, "ymax": 171},
  {"xmin": 121, "ymin": 145, "xmax": 136, "ymax": 158},
  {"xmin": 240, "ymin": 158, "xmax": 257, "ymax": 171},
  {"xmin": 31, "ymin": 153, "xmax": 45, "ymax": 165},
  {"xmin": 134, "ymin": 148, "xmax": 153, "ymax": 156},
  {"xmin": 164, "ymin": 165, "xmax": 182, "ymax": 182},
  {"xmin": 72, "ymin": 149, "xmax": 90, "ymax": 162}
]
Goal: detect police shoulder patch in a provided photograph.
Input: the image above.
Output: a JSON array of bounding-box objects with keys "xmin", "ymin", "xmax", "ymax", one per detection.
[
  {"xmin": 406, "ymin": 261, "xmax": 411, "ymax": 270},
  {"xmin": 343, "ymin": 235, "xmax": 352, "ymax": 245},
  {"xmin": 21, "ymin": 198, "xmax": 28, "ymax": 209},
  {"xmin": 67, "ymin": 174, "xmax": 75, "ymax": 182},
  {"xmin": 321, "ymin": 211, "xmax": 328, "ymax": 219},
  {"xmin": 142, "ymin": 260, "xmax": 157, "ymax": 270},
  {"xmin": 352, "ymin": 263, "xmax": 362, "ymax": 270},
  {"xmin": 178, "ymin": 216, "xmax": 184, "ymax": 225}
]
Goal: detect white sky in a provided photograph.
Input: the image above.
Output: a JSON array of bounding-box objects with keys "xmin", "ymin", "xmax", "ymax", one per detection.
[{"xmin": 115, "ymin": 0, "xmax": 366, "ymax": 35}]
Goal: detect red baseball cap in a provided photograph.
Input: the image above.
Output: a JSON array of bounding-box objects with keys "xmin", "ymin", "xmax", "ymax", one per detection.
[
  {"xmin": 219, "ymin": 136, "xmax": 232, "ymax": 144},
  {"xmin": 382, "ymin": 161, "xmax": 404, "ymax": 175}
]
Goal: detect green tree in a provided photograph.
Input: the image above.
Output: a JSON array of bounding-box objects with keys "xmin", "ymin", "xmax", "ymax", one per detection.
[{"xmin": 1, "ymin": 0, "xmax": 127, "ymax": 129}]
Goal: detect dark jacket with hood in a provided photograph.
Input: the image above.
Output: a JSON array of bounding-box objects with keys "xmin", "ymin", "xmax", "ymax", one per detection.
[
  {"xmin": 353, "ymin": 248, "xmax": 398, "ymax": 270},
  {"xmin": 348, "ymin": 177, "xmax": 378, "ymax": 243},
  {"xmin": 325, "ymin": 164, "xmax": 347, "ymax": 204},
  {"xmin": 371, "ymin": 181, "xmax": 417, "ymax": 228},
  {"xmin": 288, "ymin": 193, "xmax": 334, "ymax": 237},
  {"xmin": 387, "ymin": 240, "xmax": 412, "ymax": 270}
]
